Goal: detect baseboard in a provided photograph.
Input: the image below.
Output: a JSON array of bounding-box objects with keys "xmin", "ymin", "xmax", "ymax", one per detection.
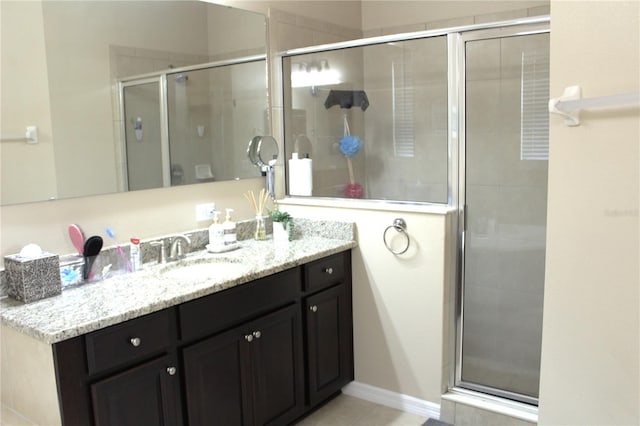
[{"xmin": 342, "ymin": 381, "xmax": 440, "ymax": 419}]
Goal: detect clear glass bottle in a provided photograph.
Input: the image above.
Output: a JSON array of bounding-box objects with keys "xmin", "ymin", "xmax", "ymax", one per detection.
[{"xmin": 254, "ymin": 215, "xmax": 267, "ymax": 240}]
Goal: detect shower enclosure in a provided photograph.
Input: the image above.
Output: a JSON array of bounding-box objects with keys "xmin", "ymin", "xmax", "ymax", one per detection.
[
  {"xmin": 281, "ymin": 18, "xmax": 549, "ymax": 406},
  {"xmin": 119, "ymin": 56, "xmax": 267, "ymax": 191}
]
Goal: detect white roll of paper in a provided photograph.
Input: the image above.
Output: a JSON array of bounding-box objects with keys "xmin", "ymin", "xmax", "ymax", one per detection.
[{"xmin": 289, "ymin": 156, "xmax": 313, "ymax": 196}]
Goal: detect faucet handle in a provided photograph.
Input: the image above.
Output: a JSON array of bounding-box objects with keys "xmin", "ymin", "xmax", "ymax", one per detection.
[
  {"xmin": 150, "ymin": 240, "xmax": 167, "ymax": 264},
  {"xmin": 175, "ymin": 240, "xmax": 185, "ymax": 259}
]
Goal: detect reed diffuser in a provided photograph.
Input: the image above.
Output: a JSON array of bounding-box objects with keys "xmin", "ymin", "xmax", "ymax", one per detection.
[{"xmin": 244, "ymin": 189, "xmax": 270, "ymax": 240}]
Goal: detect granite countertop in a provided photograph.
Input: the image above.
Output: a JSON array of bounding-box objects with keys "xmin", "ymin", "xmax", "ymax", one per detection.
[{"xmin": 0, "ymin": 222, "xmax": 356, "ymax": 345}]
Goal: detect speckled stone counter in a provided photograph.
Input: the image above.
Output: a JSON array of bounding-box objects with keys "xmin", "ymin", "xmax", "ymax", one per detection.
[{"xmin": 0, "ymin": 219, "xmax": 356, "ymax": 344}]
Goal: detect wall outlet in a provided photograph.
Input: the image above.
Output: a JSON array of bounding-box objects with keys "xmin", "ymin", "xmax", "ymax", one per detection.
[{"xmin": 195, "ymin": 203, "xmax": 216, "ymax": 221}]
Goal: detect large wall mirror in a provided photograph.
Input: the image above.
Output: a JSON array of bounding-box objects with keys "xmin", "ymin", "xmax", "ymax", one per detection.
[{"xmin": 0, "ymin": 0, "xmax": 268, "ymax": 206}]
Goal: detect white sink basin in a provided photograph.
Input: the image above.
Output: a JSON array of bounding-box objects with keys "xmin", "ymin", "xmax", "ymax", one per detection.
[{"xmin": 159, "ymin": 257, "xmax": 249, "ymax": 281}]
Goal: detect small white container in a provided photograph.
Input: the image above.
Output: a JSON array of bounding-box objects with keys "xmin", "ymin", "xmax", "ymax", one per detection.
[{"xmin": 130, "ymin": 238, "xmax": 141, "ymax": 271}]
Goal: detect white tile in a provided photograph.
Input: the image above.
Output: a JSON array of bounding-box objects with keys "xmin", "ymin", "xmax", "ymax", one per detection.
[
  {"xmin": 426, "ymin": 16, "xmax": 474, "ymax": 31},
  {"xmin": 474, "ymin": 9, "xmax": 527, "ymax": 25},
  {"xmin": 528, "ymin": 5, "xmax": 550, "ymax": 17},
  {"xmin": 381, "ymin": 23, "xmax": 426, "ymax": 36}
]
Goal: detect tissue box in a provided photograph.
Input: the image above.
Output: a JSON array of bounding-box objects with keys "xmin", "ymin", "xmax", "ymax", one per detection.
[{"xmin": 4, "ymin": 252, "xmax": 62, "ymax": 303}]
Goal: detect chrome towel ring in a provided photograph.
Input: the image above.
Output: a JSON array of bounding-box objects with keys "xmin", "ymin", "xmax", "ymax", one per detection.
[{"xmin": 383, "ymin": 218, "xmax": 410, "ymax": 255}]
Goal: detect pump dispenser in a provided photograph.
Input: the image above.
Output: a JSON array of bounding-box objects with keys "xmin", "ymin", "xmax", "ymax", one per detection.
[
  {"xmin": 223, "ymin": 208, "xmax": 237, "ymax": 245},
  {"xmin": 208, "ymin": 211, "xmax": 224, "ymax": 248}
]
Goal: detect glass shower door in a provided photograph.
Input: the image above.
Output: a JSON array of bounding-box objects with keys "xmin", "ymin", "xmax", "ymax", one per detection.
[
  {"xmin": 122, "ymin": 78, "xmax": 166, "ymax": 191},
  {"xmin": 460, "ymin": 31, "xmax": 549, "ymax": 403}
]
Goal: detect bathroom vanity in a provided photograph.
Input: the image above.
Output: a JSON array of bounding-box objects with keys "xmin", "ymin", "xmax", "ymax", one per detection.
[{"xmin": 0, "ymin": 231, "xmax": 356, "ymax": 426}]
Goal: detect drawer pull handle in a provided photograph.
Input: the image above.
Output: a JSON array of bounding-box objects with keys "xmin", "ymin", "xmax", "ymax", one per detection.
[
  {"xmin": 253, "ymin": 330, "xmax": 261, "ymax": 339},
  {"xmin": 130, "ymin": 337, "xmax": 141, "ymax": 347},
  {"xmin": 166, "ymin": 367, "xmax": 177, "ymax": 376},
  {"xmin": 310, "ymin": 305, "xmax": 318, "ymax": 312},
  {"xmin": 324, "ymin": 267, "xmax": 333, "ymax": 274},
  {"xmin": 245, "ymin": 334, "xmax": 254, "ymax": 342}
]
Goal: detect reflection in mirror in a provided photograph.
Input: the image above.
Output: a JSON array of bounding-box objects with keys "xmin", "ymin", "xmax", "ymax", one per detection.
[
  {"xmin": 0, "ymin": 0, "xmax": 267, "ymax": 206},
  {"xmin": 121, "ymin": 59, "xmax": 268, "ymax": 191},
  {"xmin": 247, "ymin": 135, "xmax": 279, "ymax": 198}
]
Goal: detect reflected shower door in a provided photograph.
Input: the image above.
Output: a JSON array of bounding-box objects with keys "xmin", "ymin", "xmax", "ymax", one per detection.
[
  {"xmin": 122, "ymin": 79, "xmax": 165, "ymax": 191},
  {"xmin": 461, "ymin": 31, "xmax": 549, "ymax": 404}
]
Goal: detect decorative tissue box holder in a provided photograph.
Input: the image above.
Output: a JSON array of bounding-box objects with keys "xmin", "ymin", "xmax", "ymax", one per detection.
[{"xmin": 4, "ymin": 252, "xmax": 62, "ymax": 303}]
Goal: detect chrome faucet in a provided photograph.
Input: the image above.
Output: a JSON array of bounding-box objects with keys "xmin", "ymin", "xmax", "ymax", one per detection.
[{"xmin": 168, "ymin": 234, "xmax": 191, "ymax": 261}]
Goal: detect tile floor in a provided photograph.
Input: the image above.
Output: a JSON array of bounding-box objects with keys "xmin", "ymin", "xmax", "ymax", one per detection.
[
  {"xmin": 1, "ymin": 394, "xmax": 429, "ymax": 426},
  {"xmin": 295, "ymin": 394, "xmax": 428, "ymax": 426},
  {"xmin": 0, "ymin": 405, "xmax": 35, "ymax": 426}
]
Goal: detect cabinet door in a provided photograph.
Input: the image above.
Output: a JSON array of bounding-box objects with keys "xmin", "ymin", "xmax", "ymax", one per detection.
[
  {"xmin": 182, "ymin": 325, "xmax": 253, "ymax": 426},
  {"xmin": 305, "ymin": 284, "xmax": 354, "ymax": 406},
  {"xmin": 251, "ymin": 304, "xmax": 304, "ymax": 426},
  {"xmin": 91, "ymin": 355, "xmax": 182, "ymax": 426}
]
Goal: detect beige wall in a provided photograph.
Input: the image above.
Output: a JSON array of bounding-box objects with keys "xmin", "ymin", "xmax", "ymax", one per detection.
[
  {"xmin": 361, "ymin": 0, "xmax": 549, "ymax": 34},
  {"xmin": 282, "ymin": 203, "xmax": 451, "ymax": 403},
  {"xmin": 538, "ymin": 1, "xmax": 640, "ymax": 425},
  {"xmin": 212, "ymin": 0, "xmax": 362, "ymax": 30},
  {"xmin": 1, "ymin": 325, "xmax": 61, "ymax": 425},
  {"xmin": 0, "ymin": 1, "xmax": 57, "ymax": 204}
]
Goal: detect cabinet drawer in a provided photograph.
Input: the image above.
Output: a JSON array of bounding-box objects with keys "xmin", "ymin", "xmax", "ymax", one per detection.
[
  {"xmin": 85, "ymin": 310, "xmax": 173, "ymax": 375},
  {"xmin": 179, "ymin": 267, "xmax": 300, "ymax": 342},
  {"xmin": 304, "ymin": 252, "xmax": 345, "ymax": 292}
]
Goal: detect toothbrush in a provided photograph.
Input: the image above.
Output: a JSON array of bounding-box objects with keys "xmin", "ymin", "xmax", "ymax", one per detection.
[{"xmin": 106, "ymin": 227, "xmax": 132, "ymax": 272}]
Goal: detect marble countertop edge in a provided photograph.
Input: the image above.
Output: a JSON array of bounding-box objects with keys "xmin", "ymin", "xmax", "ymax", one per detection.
[{"xmin": 0, "ymin": 236, "xmax": 356, "ymax": 344}]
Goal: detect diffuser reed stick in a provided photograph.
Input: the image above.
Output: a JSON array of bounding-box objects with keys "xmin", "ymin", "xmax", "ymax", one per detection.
[
  {"xmin": 244, "ymin": 189, "xmax": 270, "ymax": 216},
  {"xmin": 245, "ymin": 189, "xmax": 271, "ymax": 240}
]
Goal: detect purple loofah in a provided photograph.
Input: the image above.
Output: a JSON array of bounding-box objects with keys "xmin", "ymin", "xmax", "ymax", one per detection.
[{"xmin": 340, "ymin": 135, "xmax": 363, "ymax": 157}]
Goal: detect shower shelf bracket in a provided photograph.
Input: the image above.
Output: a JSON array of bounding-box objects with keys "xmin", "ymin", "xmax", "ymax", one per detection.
[{"xmin": 549, "ymin": 85, "xmax": 640, "ymax": 126}]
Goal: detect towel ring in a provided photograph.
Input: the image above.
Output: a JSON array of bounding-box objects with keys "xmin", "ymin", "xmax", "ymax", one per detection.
[{"xmin": 383, "ymin": 218, "xmax": 410, "ymax": 255}]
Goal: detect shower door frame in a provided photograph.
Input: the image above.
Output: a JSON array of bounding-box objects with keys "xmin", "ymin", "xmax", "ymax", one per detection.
[
  {"xmin": 452, "ymin": 21, "xmax": 550, "ymax": 407},
  {"xmin": 118, "ymin": 75, "xmax": 171, "ymax": 190},
  {"xmin": 117, "ymin": 54, "xmax": 267, "ymax": 191},
  {"xmin": 278, "ymin": 15, "xmax": 550, "ymax": 408}
]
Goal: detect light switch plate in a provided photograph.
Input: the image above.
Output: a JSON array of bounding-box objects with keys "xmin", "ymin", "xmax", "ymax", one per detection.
[{"xmin": 195, "ymin": 203, "xmax": 216, "ymax": 221}]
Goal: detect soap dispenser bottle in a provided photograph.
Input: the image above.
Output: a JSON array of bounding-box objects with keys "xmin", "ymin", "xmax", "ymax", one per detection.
[
  {"xmin": 223, "ymin": 208, "xmax": 237, "ymax": 246},
  {"xmin": 208, "ymin": 211, "xmax": 224, "ymax": 248}
]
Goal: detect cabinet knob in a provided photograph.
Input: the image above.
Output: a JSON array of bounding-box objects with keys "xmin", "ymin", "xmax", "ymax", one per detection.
[
  {"xmin": 253, "ymin": 330, "xmax": 261, "ymax": 339},
  {"xmin": 245, "ymin": 334, "xmax": 254, "ymax": 342},
  {"xmin": 324, "ymin": 267, "xmax": 333, "ymax": 274},
  {"xmin": 166, "ymin": 366, "xmax": 177, "ymax": 376},
  {"xmin": 309, "ymin": 305, "xmax": 318, "ymax": 312},
  {"xmin": 130, "ymin": 337, "xmax": 141, "ymax": 347}
]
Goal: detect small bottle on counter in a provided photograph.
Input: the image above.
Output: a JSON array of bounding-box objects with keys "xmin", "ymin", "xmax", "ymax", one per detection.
[
  {"xmin": 208, "ymin": 211, "xmax": 224, "ymax": 248},
  {"xmin": 130, "ymin": 238, "xmax": 141, "ymax": 271},
  {"xmin": 254, "ymin": 215, "xmax": 267, "ymax": 240},
  {"xmin": 223, "ymin": 208, "xmax": 237, "ymax": 245}
]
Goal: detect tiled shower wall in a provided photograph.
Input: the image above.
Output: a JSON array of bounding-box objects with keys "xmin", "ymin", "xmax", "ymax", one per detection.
[{"xmin": 462, "ymin": 33, "xmax": 549, "ymax": 397}]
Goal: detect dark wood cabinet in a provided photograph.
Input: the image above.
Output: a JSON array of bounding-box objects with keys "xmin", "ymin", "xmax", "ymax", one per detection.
[
  {"xmin": 182, "ymin": 322, "xmax": 251, "ymax": 425},
  {"xmin": 53, "ymin": 251, "xmax": 353, "ymax": 426},
  {"xmin": 250, "ymin": 305, "xmax": 304, "ymax": 426},
  {"xmin": 91, "ymin": 354, "xmax": 182, "ymax": 426},
  {"xmin": 303, "ymin": 251, "xmax": 354, "ymax": 407},
  {"xmin": 182, "ymin": 304, "xmax": 304, "ymax": 426},
  {"xmin": 305, "ymin": 284, "xmax": 353, "ymax": 406}
]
